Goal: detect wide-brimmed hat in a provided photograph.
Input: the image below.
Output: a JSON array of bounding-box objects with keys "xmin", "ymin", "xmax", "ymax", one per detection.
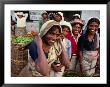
[
  {"xmin": 40, "ymin": 20, "xmax": 62, "ymax": 37},
  {"xmin": 70, "ymin": 19, "xmax": 84, "ymax": 26}
]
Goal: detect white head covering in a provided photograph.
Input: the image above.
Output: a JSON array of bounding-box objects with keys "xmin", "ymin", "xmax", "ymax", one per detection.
[
  {"xmin": 55, "ymin": 12, "xmax": 64, "ymax": 21},
  {"xmin": 60, "ymin": 21, "xmax": 72, "ymax": 32},
  {"xmin": 73, "ymin": 14, "xmax": 80, "ymax": 19}
]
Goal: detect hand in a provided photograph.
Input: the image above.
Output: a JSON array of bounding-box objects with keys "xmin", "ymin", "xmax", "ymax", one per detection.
[{"xmin": 51, "ymin": 63, "xmax": 63, "ymax": 72}]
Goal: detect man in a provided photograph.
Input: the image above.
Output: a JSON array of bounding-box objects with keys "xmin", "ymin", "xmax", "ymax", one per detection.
[
  {"xmin": 14, "ymin": 12, "xmax": 28, "ymax": 36},
  {"xmin": 15, "ymin": 12, "xmax": 28, "ymax": 28},
  {"xmin": 19, "ymin": 20, "xmax": 70, "ymax": 77}
]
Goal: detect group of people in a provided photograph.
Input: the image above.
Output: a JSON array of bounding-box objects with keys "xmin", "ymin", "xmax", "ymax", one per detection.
[{"xmin": 11, "ymin": 11, "xmax": 100, "ymax": 77}]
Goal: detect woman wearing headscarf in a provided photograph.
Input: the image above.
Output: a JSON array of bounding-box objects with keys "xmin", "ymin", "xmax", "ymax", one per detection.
[
  {"xmin": 54, "ymin": 12, "xmax": 64, "ymax": 23},
  {"xmin": 19, "ymin": 20, "xmax": 70, "ymax": 77},
  {"xmin": 60, "ymin": 21, "xmax": 72, "ymax": 60},
  {"xmin": 67, "ymin": 19, "xmax": 84, "ymax": 72},
  {"xmin": 78, "ymin": 18, "xmax": 100, "ymax": 76}
]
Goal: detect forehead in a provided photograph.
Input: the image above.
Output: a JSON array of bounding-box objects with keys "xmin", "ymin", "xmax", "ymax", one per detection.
[
  {"xmin": 72, "ymin": 23, "xmax": 82, "ymax": 27},
  {"xmin": 89, "ymin": 22, "xmax": 99, "ymax": 25},
  {"xmin": 55, "ymin": 14, "xmax": 61, "ymax": 17},
  {"xmin": 48, "ymin": 26, "xmax": 61, "ymax": 33}
]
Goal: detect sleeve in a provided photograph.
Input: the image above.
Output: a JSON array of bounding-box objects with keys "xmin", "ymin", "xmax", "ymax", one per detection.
[
  {"xmin": 27, "ymin": 41, "xmax": 38, "ymax": 61},
  {"xmin": 96, "ymin": 33, "xmax": 100, "ymax": 49}
]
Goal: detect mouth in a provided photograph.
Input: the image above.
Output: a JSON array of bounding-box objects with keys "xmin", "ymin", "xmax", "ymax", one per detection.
[
  {"xmin": 90, "ymin": 29, "xmax": 95, "ymax": 32},
  {"xmin": 74, "ymin": 30, "xmax": 79, "ymax": 34},
  {"xmin": 50, "ymin": 40, "xmax": 55, "ymax": 43},
  {"xmin": 48, "ymin": 40, "xmax": 55, "ymax": 45}
]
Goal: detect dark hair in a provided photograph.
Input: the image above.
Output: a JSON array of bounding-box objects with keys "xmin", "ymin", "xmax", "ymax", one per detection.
[
  {"xmin": 85, "ymin": 18, "xmax": 100, "ymax": 35},
  {"xmin": 48, "ymin": 25, "xmax": 61, "ymax": 34},
  {"xmin": 87, "ymin": 18, "xmax": 100, "ymax": 26},
  {"xmin": 84, "ymin": 18, "xmax": 100, "ymax": 49}
]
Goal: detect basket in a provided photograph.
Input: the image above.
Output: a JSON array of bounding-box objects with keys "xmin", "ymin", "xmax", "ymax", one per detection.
[
  {"xmin": 11, "ymin": 43, "xmax": 28, "ymax": 76},
  {"xmin": 15, "ymin": 27, "xmax": 26, "ymax": 36}
]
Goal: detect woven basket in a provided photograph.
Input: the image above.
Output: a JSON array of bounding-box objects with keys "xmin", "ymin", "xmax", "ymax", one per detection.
[
  {"xmin": 11, "ymin": 43, "xmax": 28, "ymax": 76},
  {"xmin": 15, "ymin": 27, "xmax": 26, "ymax": 37}
]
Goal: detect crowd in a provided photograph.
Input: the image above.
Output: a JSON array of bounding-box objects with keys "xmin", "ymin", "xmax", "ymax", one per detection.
[{"xmin": 11, "ymin": 11, "xmax": 100, "ymax": 77}]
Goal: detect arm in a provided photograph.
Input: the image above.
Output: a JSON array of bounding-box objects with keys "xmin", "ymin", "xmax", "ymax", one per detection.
[
  {"xmin": 59, "ymin": 41, "xmax": 70, "ymax": 68},
  {"xmin": 77, "ymin": 36, "xmax": 84, "ymax": 74},
  {"xmin": 34, "ymin": 35, "xmax": 49, "ymax": 76},
  {"xmin": 23, "ymin": 13, "xmax": 28, "ymax": 19},
  {"xmin": 79, "ymin": 51, "xmax": 83, "ymax": 73}
]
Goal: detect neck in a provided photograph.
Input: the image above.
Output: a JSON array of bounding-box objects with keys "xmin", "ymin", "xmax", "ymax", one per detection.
[
  {"xmin": 42, "ymin": 42, "xmax": 51, "ymax": 53},
  {"xmin": 73, "ymin": 34, "xmax": 78, "ymax": 39},
  {"xmin": 88, "ymin": 32, "xmax": 95, "ymax": 36}
]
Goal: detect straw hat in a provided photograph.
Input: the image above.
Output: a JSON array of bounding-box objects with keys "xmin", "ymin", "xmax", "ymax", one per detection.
[{"xmin": 40, "ymin": 20, "xmax": 62, "ymax": 37}]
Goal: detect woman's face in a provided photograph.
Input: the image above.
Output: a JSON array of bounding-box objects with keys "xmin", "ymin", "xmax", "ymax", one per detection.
[
  {"xmin": 42, "ymin": 14, "xmax": 48, "ymax": 19},
  {"xmin": 54, "ymin": 15, "xmax": 62, "ymax": 22},
  {"xmin": 43, "ymin": 27, "xmax": 61, "ymax": 46},
  {"xmin": 62, "ymin": 27, "xmax": 70, "ymax": 37},
  {"xmin": 72, "ymin": 24, "xmax": 81, "ymax": 36},
  {"xmin": 88, "ymin": 22, "xmax": 99, "ymax": 34}
]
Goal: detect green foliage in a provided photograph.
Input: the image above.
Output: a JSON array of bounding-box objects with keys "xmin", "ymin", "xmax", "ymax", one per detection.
[
  {"xmin": 11, "ymin": 36, "xmax": 33, "ymax": 44},
  {"xmin": 63, "ymin": 71, "xmax": 81, "ymax": 77}
]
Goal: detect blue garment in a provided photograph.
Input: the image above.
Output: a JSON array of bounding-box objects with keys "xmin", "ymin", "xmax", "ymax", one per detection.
[
  {"xmin": 27, "ymin": 41, "xmax": 48, "ymax": 61},
  {"xmin": 27, "ymin": 41, "xmax": 38, "ymax": 61},
  {"xmin": 66, "ymin": 40, "xmax": 71, "ymax": 59}
]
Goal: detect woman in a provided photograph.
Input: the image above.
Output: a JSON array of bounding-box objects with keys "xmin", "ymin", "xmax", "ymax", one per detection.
[
  {"xmin": 60, "ymin": 21, "xmax": 72, "ymax": 60},
  {"xmin": 78, "ymin": 18, "xmax": 100, "ymax": 76},
  {"xmin": 67, "ymin": 19, "xmax": 84, "ymax": 71},
  {"xmin": 39, "ymin": 12, "xmax": 49, "ymax": 31},
  {"xmin": 19, "ymin": 20, "xmax": 70, "ymax": 77}
]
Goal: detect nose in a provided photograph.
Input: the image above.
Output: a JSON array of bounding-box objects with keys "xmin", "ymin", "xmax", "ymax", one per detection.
[
  {"xmin": 52, "ymin": 34, "xmax": 57, "ymax": 41},
  {"xmin": 75, "ymin": 28, "xmax": 79, "ymax": 31},
  {"xmin": 92, "ymin": 26, "xmax": 96, "ymax": 30}
]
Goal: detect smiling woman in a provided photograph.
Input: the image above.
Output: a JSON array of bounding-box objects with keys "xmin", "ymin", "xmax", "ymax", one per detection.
[
  {"xmin": 78, "ymin": 18, "xmax": 100, "ymax": 76},
  {"xmin": 18, "ymin": 20, "xmax": 70, "ymax": 77}
]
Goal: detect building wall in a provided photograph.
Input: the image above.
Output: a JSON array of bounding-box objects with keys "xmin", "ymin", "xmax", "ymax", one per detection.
[{"xmin": 81, "ymin": 10, "xmax": 100, "ymax": 30}]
